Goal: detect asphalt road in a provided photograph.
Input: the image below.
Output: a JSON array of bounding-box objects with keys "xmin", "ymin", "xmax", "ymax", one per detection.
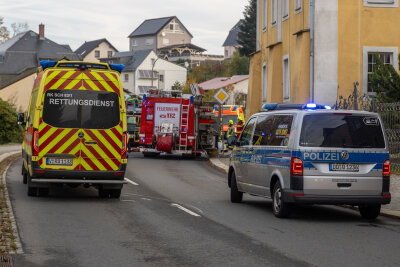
[{"xmin": 6, "ymin": 153, "xmax": 400, "ymax": 266}]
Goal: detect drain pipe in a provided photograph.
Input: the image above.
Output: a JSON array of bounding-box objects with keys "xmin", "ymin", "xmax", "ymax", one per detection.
[{"xmin": 309, "ymin": 0, "xmax": 315, "ymax": 102}]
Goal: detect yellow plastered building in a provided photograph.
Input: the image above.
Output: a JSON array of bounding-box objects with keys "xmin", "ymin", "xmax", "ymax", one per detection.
[{"xmin": 246, "ymin": 0, "xmax": 400, "ymax": 119}]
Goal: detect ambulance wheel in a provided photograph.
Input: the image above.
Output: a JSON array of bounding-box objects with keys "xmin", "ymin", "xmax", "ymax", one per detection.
[
  {"xmin": 26, "ymin": 172, "xmax": 37, "ymax": 197},
  {"xmin": 38, "ymin": 188, "xmax": 49, "ymax": 197},
  {"xmin": 230, "ymin": 172, "xmax": 242, "ymax": 203},
  {"xmin": 359, "ymin": 204, "xmax": 381, "ymax": 220},
  {"xmin": 272, "ymin": 181, "xmax": 291, "ymax": 218},
  {"xmin": 22, "ymin": 164, "xmax": 27, "ymax": 184},
  {"xmin": 109, "ymin": 189, "xmax": 121, "ymax": 198},
  {"xmin": 98, "ymin": 188, "xmax": 109, "ymax": 198}
]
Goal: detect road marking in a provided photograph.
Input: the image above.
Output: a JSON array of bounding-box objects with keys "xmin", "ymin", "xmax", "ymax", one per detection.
[
  {"xmin": 141, "ymin": 198, "xmax": 151, "ymax": 201},
  {"xmin": 124, "ymin": 177, "xmax": 139, "ymax": 186},
  {"xmin": 171, "ymin": 203, "xmax": 201, "ymax": 217}
]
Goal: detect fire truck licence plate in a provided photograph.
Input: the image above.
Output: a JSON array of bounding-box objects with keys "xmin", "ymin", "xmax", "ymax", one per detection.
[
  {"xmin": 46, "ymin": 158, "xmax": 73, "ymax": 166},
  {"xmin": 329, "ymin": 163, "xmax": 359, "ymax": 172}
]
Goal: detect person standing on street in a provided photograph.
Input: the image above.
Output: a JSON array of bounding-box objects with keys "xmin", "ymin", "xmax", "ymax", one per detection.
[{"xmin": 227, "ymin": 120, "xmax": 235, "ymax": 149}]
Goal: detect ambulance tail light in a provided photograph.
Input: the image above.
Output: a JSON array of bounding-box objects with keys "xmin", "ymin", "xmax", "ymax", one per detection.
[
  {"xmin": 32, "ymin": 129, "xmax": 39, "ymax": 156},
  {"xmin": 121, "ymin": 133, "xmax": 128, "ymax": 159},
  {"xmin": 383, "ymin": 159, "xmax": 390, "ymax": 178},
  {"xmin": 291, "ymin": 157, "xmax": 303, "ymax": 176}
]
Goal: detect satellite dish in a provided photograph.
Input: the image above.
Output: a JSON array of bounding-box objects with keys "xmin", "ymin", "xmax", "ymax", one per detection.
[{"xmin": 161, "ymin": 32, "xmax": 166, "ymax": 36}]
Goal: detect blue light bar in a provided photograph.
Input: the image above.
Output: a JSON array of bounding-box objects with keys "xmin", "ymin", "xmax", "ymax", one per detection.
[
  {"xmin": 40, "ymin": 60, "xmax": 57, "ymax": 70},
  {"xmin": 324, "ymin": 105, "xmax": 332, "ymax": 110},
  {"xmin": 109, "ymin": 64, "xmax": 125, "ymax": 73},
  {"xmin": 190, "ymin": 96, "xmax": 194, "ymax": 103},
  {"xmin": 306, "ymin": 103, "xmax": 317, "ymax": 109},
  {"xmin": 142, "ymin": 94, "xmax": 146, "ymax": 102}
]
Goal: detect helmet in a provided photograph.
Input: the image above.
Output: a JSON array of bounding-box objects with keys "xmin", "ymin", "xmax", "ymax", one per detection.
[
  {"xmin": 238, "ymin": 117, "xmax": 243, "ymax": 122},
  {"xmin": 228, "ymin": 120, "xmax": 233, "ymax": 125}
]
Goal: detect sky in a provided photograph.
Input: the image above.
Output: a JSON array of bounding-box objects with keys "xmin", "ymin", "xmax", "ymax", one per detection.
[{"xmin": 0, "ymin": 0, "xmax": 248, "ymax": 55}]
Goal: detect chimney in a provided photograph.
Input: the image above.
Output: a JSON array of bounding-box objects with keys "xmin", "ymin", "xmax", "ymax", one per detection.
[{"xmin": 39, "ymin": 24, "xmax": 45, "ymax": 40}]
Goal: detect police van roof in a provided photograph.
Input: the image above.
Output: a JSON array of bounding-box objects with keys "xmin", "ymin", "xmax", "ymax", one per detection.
[{"xmin": 254, "ymin": 109, "xmax": 378, "ymax": 117}]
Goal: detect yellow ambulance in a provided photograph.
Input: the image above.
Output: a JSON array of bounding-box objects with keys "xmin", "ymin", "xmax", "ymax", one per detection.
[{"xmin": 18, "ymin": 61, "xmax": 128, "ymax": 198}]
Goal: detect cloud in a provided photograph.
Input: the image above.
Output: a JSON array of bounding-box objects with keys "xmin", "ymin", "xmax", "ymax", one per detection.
[{"xmin": 1, "ymin": 0, "xmax": 247, "ymax": 54}]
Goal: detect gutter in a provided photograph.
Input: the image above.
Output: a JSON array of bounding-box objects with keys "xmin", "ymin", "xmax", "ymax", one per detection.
[{"xmin": 309, "ymin": 0, "xmax": 315, "ymax": 102}]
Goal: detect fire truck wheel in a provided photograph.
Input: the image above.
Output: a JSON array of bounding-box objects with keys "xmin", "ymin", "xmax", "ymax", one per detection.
[{"xmin": 143, "ymin": 152, "xmax": 159, "ymax": 158}]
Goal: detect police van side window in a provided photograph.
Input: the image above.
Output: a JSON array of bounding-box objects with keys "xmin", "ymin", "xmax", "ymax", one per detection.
[
  {"xmin": 239, "ymin": 117, "xmax": 256, "ymax": 146},
  {"xmin": 254, "ymin": 115, "xmax": 293, "ymax": 146}
]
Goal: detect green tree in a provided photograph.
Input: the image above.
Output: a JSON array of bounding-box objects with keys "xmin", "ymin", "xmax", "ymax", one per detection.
[
  {"xmin": 369, "ymin": 54, "xmax": 400, "ymax": 102},
  {"xmin": 171, "ymin": 81, "xmax": 183, "ymax": 91},
  {"xmin": 0, "ymin": 17, "xmax": 10, "ymax": 43},
  {"xmin": 238, "ymin": 0, "xmax": 257, "ymax": 56},
  {"xmin": 225, "ymin": 50, "xmax": 249, "ymax": 76},
  {"xmin": 0, "ymin": 99, "xmax": 24, "ymax": 144}
]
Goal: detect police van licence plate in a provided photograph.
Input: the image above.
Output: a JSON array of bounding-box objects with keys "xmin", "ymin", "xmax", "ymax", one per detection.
[
  {"xmin": 329, "ymin": 163, "xmax": 359, "ymax": 172},
  {"xmin": 46, "ymin": 158, "xmax": 73, "ymax": 166}
]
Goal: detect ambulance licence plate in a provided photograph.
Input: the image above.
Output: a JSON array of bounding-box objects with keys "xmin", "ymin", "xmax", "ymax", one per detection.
[
  {"xmin": 46, "ymin": 158, "xmax": 73, "ymax": 166},
  {"xmin": 329, "ymin": 163, "xmax": 359, "ymax": 172}
]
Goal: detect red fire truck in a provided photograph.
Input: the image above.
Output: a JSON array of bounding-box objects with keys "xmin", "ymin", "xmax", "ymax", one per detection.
[{"xmin": 139, "ymin": 90, "xmax": 218, "ymax": 156}]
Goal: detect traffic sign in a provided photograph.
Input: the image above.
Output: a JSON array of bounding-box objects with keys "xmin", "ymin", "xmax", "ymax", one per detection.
[{"xmin": 213, "ymin": 88, "xmax": 230, "ymax": 104}]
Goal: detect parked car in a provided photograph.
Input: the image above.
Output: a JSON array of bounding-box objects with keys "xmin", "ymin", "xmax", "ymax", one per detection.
[{"xmin": 228, "ymin": 109, "xmax": 391, "ymax": 219}]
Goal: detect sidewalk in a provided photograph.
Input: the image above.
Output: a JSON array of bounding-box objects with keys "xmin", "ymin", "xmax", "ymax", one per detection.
[{"xmin": 209, "ymin": 156, "xmax": 400, "ymax": 219}]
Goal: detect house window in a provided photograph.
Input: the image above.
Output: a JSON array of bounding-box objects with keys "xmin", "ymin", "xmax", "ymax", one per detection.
[
  {"xmin": 159, "ymin": 74, "xmax": 164, "ymax": 82},
  {"xmin": 170, "ymin": 24, "xmax": 174, "ymax": 30},
  {"xmin": 132, "ymin": 39, "xmax": 138, "ymax": 47},
  {"xmin": 262, "ymin": 62, "xmax": 267, "ymax": 102},
  {"xmin": 363, "ymin": 46, "xmax": 398, "ymax": 94},
  {"xmin": 283, "ymin": 55, "xmax": 290, "ymax": 101},
  {"xmin": 364, "ymin": 0, "xmax": 398, "ymax": 7},
  {"xmin": 262, "ymin": 0, "xmax": 268, "ymax": 30},
  {"xmin": 95, "ymin": 50, "xmax": 100, "ymax": 58},
  {"xmin": 225, "ymin": 50, "xmax": 229, "ymax": 58},
  {"xmin": 283, "ymin": 0, "xmax": 289, "ymax": 19},
  {"xmin": 146, "ymin": 38, "xmax": 154, "ymax": 45},
  {"xmin": 271, "ymin": 0, "xmax": 277, "ymax": 26},
  {"xmin": 107, "ymin": 51, "xmax": 113, "ymax": 58},
  {"xmin": 124, "ymin": 74, "xmax": 129, "ymax": 82},
  {"xmin": 295, "ymin": 0, "xmax": 302, "ymax": 13},
  {"xmin": 367, "ymin": 53, "xmax": 393, "ymax": 93}
]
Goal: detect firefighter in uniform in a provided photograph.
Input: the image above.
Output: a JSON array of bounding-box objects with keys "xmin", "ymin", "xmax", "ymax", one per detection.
[
  {"xmin": 236, "ymin": 117, "xmax": 244, "ymax": 139},
  {"xmin": 227, "ymin": 120, "xmax": 235, "ymax": 149}
]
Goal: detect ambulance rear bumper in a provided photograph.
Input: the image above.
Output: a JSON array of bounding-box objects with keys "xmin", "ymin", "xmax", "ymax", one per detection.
[{"xmin": 31, "ymin": 161, "xmax": 126, "ymax": 181}]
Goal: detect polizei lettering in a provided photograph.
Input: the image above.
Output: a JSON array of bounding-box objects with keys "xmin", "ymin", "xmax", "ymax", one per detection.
[{"xmin": 303, "ymin": 152, "xmax": 340, "ymax": 161}]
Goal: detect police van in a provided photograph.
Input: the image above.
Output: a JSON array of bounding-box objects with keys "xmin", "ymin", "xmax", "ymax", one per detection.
[
  {"xmin": 229, "ymin": 108, "xmax": 391, "ymax": 219},
  {"xmin": 18, "ymin": 61, "xmax": 128, "ymax": 198}
]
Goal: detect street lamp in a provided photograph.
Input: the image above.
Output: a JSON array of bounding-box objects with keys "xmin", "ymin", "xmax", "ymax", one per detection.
[{"xmin": 151, "ymin": 57, "xmax": 160, "ymax": 88}]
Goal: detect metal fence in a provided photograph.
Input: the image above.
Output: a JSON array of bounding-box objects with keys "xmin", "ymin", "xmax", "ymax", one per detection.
[{"xmin": 335, "ymin": 82, "xmax": 400, "ymax": 172}]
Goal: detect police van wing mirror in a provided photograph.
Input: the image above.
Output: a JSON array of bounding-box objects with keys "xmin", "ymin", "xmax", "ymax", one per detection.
[{"xmin": 17, "ymin": 113, "xmax": 25, "ymax": 125}]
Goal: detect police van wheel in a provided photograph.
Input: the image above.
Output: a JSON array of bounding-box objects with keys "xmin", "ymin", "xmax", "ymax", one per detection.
[
  {"xmin": 272, "ymin": 181, "xmax": 291, "ymax": 218},
  {"xmin": 359, "ymin": 204, "xmax": 381, "ymax": 220},
  {"xmin": 230, "ymin": 172, "xmax": 243, "ymax": 203}
]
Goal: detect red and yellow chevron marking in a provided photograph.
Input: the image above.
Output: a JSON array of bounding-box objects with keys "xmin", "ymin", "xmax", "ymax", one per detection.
[
  {"xmin": 80, "ymin": 126, "xmax": 123, "ymax": 171},
  {"xmin": 37, "ymin": 68, "xmax": 124, "ymax": 171}
]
